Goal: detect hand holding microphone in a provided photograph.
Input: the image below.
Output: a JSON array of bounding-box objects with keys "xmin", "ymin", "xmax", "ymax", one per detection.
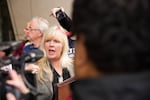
[
  {"xmin": 25, "ymin": 63, "xmax": 40, "ymax": 74},
  {"xmin": 50, "ymin": 7, "xmax": 64, "ymax": 17}
]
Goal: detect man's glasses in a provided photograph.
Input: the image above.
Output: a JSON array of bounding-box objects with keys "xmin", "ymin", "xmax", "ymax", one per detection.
[{"xmin": 24, "ymin": 28, "xmax": 40, "ymax": 32}]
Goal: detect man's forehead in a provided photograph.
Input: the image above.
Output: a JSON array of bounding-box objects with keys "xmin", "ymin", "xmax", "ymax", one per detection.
[
  {"xmin": 29, "ymin": 21, "xmax": 38, "ymax": 28},
  {"xmin": 25, "ymin": 22, "xmax": 31, "ymax": 28}
]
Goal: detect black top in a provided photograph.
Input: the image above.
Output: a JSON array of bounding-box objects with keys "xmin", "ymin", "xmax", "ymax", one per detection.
[
  {"xmin": 71, "ymin": 71, "xmax": 150, "ymax": 100},
  {"xmin": 51, "ymin": 66, "xmax": 71, "ymax": 100}
]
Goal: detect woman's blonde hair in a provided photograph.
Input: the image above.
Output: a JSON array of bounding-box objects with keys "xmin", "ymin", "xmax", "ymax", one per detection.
[{"xmin": 36, "ymin": 25, "xmax": 74, "ymax": 83}]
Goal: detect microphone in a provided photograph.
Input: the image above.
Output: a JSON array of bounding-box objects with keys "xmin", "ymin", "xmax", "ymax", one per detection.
[
  {"xmin": 0, "ymin": 45, "xmax": 10, "ymax": 52},
  {"xmin": 0, "ymin": 49, "xmax": 44, "ymax": 67},
  {"xmin": 0, "ymin": 41, "xmax": 23, "ymax": 51},
  {"xmin": 21, "ymin": 49, "xmax": 44, "ymax": 63},
  {"xmin": 0, "ymin": 41, "xmax": 24, "ymax": 56}
]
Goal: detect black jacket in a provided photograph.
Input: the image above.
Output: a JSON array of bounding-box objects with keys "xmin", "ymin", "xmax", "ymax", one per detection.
[
  {"xmin": 71, "ymin": 71, "xmax": 150, "ymax": 100},
  {"xmin": 56, "ymin": 10, "xmax": 72, "ymax": 32}
]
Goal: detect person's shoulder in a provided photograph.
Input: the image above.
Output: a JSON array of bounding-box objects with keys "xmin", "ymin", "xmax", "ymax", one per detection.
[
  {"xmin": 23, "ymin": 43, "xmax": 34, "ymax": 53},
  {"xmin": 25, "ymin": 42, "xmax": 32, "ymax": 46},
  {"xmin": 24, "ymin": 43, "xmax": 34, "ymax": 48}
]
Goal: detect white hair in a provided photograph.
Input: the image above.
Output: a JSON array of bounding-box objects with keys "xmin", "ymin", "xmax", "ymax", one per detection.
[{"xmin": 31, "ymin": 16, "xmax": 50, "ymax": 33}]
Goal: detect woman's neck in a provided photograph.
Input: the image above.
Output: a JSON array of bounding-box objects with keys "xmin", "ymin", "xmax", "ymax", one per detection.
[{"xmin": 50, "ymin": 60, "xmax": 63, "ymax": 76}]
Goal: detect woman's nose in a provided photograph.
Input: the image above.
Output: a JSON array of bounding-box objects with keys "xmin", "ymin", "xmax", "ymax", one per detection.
[{"xmin": 49, "ymin": 41, "xmax": 54, "ymax": 46}]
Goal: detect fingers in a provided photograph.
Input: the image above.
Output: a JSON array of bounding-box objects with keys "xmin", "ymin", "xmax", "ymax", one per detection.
[
  {"xmin": 6, "ymin": 70, "xmax": 30, "ymax": 94},
  {"xmin": 50, "ymin": 7, "xmax": 60, "ymax": 17},
  {"xmin": 6, "ymin": 70, "xmax": 23, "ymax": 87},
  {"xmin": 50, "ymin": 7, "xmax": 64, "ymax": 17},
  {"xmin": 25, "ymin": 63, "xmax": 40, "ymax": 73},
  {"xmin": 31, "ymin": 65, "xmax": 39, "ymax": 74},
  {"xmin": 31, "ymin": 70, "xmax": 38, "ymax": 74},
  {"xmin": 6, "ymin": 70, "xmax": 20, "ymax": 86},
  {"xmin": 8, "ymin": 70, "xmax": 19, "ymax": 80},
  {"xmin": 30, "ymin": 64, "xmax": 40, "ymax": 71},
  {"xmin": 60, "ymin": 7, "xmax": 64, "ymax": 12},
  {"xmin": 6, "ymin": 93, "xmax": 16, "ymax": 100}
]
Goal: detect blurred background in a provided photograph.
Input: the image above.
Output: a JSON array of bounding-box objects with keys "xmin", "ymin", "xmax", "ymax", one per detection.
[{"xmin": 0, "ymin": 0, "xmax": 73, "ymax": 41}]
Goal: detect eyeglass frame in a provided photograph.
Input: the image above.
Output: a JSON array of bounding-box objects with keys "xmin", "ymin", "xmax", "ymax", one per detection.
[{"xmin": 24, "ymin": 28, "xmax": 41, "ymax": 32}]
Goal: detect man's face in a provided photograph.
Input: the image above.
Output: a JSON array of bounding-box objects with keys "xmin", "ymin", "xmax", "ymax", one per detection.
[
  {"xmin": 24, "ymin": 20, "xmax": 41, "ymax": 42},
  {"xmin": 74, "ymin": 35, "xmax": 88, "ymax": 79},
  {"xmin": 23, "ymin": 22, "xmax": 30, "ymax": 39}
]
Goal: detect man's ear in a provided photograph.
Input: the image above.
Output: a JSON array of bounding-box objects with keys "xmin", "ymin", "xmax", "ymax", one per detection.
[
  {"xmin": 74, "ymin": 35, "xmax": 101, "ymax": 79},
  {"xmin": 74, "ymin": 35, "xmax": 87, "ymax": 68},
  {"xmin": 38, "ymin": 31, "xmax": 43, "ymax": 37},
  {"xmin": 74, "ymin": 35, "xmax": 89, "ymax": 78}
]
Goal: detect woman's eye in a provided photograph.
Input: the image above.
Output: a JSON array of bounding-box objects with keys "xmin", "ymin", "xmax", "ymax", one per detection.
[
  {"xmin": 45, "ymin": 40, "xmax": 50, "ymax": 42},
  {"xmin": 54, "ymin": 40, "xmax": 60, "ymax": 43}
]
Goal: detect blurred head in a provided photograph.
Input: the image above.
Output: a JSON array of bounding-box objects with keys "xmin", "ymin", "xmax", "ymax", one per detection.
[
  {"xmin": 24, "ymin": 17, "xmax": 49, "ymax": 43},
  {"xmin": 23, "ymin": 22, "xmax": 31, "ymax": 39},
  {"xmin": 40, "ymin": 26, "xmax": 72, "ymax": 67},
  {"xmin": 72, "ymin": 0, "xmax": 150, "ymax": 78},
  {"xmin": 37, "ymin": 26, "xmax": 73, "ymax": 82},
  {"xmin": 0, "ymin": 51, "xmax": 5, "ymax": 58}
]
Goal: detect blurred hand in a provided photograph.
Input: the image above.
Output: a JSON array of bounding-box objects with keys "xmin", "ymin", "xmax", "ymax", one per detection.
[
  {"xmin": 6, "ymin": 70, "xmax": 30, "ymax": 94},
  {"xmin": 50, "ymin": 7, "xmax": 64, "ymax": 17},
  {"xmin": 25, "ymin": 63, "xmax": 40, "ymax": 74},
  {"xmin": 6, "ymin": 92, "xmax": 16, "ymax": 100},
  {"xmin": 0, "ymin": 51, "xmax": 5, "ymax": 58}
]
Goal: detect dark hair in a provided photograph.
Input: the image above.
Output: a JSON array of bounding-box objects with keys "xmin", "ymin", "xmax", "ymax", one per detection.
[{"xmin": 72, "ymin": 0, "xmax": 150, "ymax": 73}]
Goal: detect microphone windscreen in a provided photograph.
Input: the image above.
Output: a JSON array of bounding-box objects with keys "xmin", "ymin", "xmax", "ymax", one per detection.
[{"xmin": 22, "ymin": 49, "xmax": 44, "ymax": 63}]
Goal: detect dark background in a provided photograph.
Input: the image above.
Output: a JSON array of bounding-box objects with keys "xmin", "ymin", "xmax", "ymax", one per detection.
[{"xmin": 0, "ymin": 0, "xmax": 15, "ymax": 42}]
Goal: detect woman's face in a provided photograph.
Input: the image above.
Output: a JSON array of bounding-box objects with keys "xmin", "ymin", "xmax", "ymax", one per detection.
[{"xmin": 44, "ymin": 37, "xmax": 63, "ymax": 61}]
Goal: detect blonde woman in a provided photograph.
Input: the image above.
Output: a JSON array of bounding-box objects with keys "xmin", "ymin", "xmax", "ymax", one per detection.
[
  {"xmin": 36, "ymin": 25, "xmax": 74, "ymax": 100},
  {"xmin": 11, "ymin": 25, "xmax": 74, "ymax": 100}
]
